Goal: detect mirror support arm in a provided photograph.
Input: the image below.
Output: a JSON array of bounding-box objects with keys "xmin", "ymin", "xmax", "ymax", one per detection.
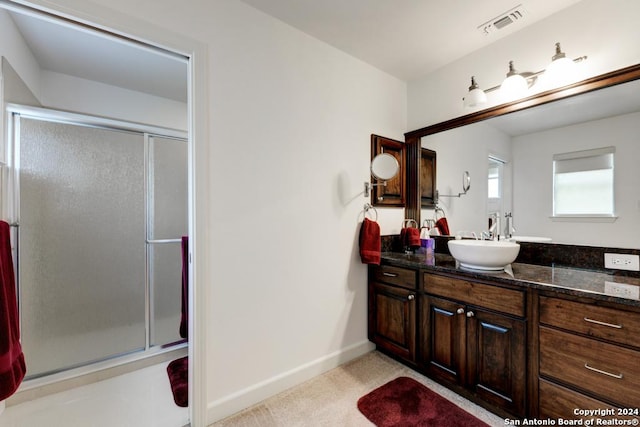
[{"xmin": 364, "ymin": 181, "xmax": 387, "ymax": 197}]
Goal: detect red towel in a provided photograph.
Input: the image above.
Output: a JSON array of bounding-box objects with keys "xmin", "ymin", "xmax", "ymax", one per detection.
[
  {"xmin": 359, "ymin": 218, "xmax": 380, "ymax": 265},
  {"xmin": 435, "ymin": 217, "xmax": 450, "ymax": 236},
  {"xmin": 0, "ymin": 221, "xmax": 26, "ymax": 400},
  {"xmin": 403, "ymin": 227, "xmax": 421, "ymax": 247},
  {"xmin": 179, "ymin": 236, "xmax": 189, "ymax": 340}
]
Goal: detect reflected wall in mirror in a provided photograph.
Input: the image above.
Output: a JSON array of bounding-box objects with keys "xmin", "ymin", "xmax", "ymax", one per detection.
[
  {"xmin": 408, "ymin": 64, "xmax": 640, "ymax": 249},
  {"xmin": 371, "ymin": 134, "xmax": 405, "ymax": 206}
]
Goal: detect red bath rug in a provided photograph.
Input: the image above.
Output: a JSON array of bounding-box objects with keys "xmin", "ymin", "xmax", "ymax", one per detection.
[
  {"xmin": 167, "ymin": 356, "xmax": 188, "ymax": 407},
  {"xmin": 357, "ymin": 376, "xmax": 490, "ymax": 427}
]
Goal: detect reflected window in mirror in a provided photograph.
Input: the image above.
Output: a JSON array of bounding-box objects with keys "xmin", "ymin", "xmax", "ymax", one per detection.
[
  {"xmin": 553, "ymin": 147, "xmax": 615, "ymax": 217},
  {"xmin": 488, "ymin": 156, "xmax": 505, "ymax": 220}
]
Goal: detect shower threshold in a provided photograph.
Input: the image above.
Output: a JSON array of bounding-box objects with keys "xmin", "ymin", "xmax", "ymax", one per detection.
[{"xmin": 7, "ymin": 343, "xmax": 187, "ymax": 406}]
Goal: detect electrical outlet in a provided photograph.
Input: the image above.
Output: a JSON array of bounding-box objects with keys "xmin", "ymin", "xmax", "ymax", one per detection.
[
  {"xmin": 605, "ymin": 281, "xmax": 640, "ymax": 300},
  {"xmin": 604, "ymin": 253, "xmax": 640, "ymax": 271}
]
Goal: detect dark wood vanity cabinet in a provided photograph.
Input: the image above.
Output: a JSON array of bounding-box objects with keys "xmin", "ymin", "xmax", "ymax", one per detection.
[
  {"xmin": 420, "ymin": 273, "xmax": 527, "ymax": 417},
  {"xmin": 369, "ymin": 259, "xmax": 640, "ymax": 421},
  {"xmin": 368, "ymin": 265, "xmax": 417, "ymax": 364},
  {"xmin": 537, "ymin": 294, "xmax": 640, "ymax": 419},
  {"xmin": 368, "ymin": 266, "xmax": 528, "ymax": 417}
]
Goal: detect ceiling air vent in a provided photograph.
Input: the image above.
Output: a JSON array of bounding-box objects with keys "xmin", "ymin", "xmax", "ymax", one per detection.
[{"xmin": 478, "ymin": 4, "xmax": 526, "ymax": 35}]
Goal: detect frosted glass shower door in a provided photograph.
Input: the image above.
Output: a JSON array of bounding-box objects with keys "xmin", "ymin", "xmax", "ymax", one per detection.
[
  {"xmin": 148, "ymin": 135, "xmax": 188, "ymax": 347},
  {"xmin": 18, "ymin": 118, "xmax": 146, "ymax": 378}
]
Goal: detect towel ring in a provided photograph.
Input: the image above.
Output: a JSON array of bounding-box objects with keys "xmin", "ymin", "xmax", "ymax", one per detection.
[
  {"xmin": 423, "ymin": 219, "xmax": 435, "ymax": 229},
  {"xmin": 402, "ymin": 219, "xmax": 418, "ymax": 229},
  {"xmin": 363, "ymin": 203, "xmax": 378, "ymax": 221},
  {"xmin": 434, "ymin": 207, "xmax": 445, "ymax": 221}
]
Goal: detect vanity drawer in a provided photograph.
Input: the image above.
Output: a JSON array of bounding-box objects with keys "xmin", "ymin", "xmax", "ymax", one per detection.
[
  {"xmin": 538, "ymin": 379, "xmax": 636, "ymax": 421},
  {"xmin": 371, "ymin": 265, "xmax": 417, "ymax": 290},
  {"xmin": 539, "ymin": 326, "xmax": 640, "ymax": 408},
  {"xmin": 540, "ymin": 296, "xmax": 640, "ymax": 349},
  {"xmin": 539, "ymin": 379, "xmax": 611, "ymax": 420},
  {"xmin": 423, "ymin": 273, "xmax": 524, "ymax": 317}
]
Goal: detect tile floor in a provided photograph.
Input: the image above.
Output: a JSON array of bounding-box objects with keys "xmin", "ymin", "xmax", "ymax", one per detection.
[
  {"xmin": 210, "ymin": 351, "xmax": 504, "ymax": 426},
  {"xmin": 1, "ymin": 350, "xmax": 505, "ymax": 427}
]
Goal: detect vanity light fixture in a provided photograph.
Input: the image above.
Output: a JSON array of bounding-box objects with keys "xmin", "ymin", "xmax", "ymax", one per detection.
[
  {"xmin": 463, "ymin": 76, "xmax": 488, "ymax": 108},
  {"xmin": 542, "ymin": 42, "xmax": 578, "ymax": 89},
  {"xmin": 462, "ymin": 42, "xmax": 587, "ymax": 108},
  {"xmin": 500, "ymin": 60, "xmax": 529, "ymax": 100}
]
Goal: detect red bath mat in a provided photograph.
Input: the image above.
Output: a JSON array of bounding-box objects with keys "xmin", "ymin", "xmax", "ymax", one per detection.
[
  {"xmin": 167, "ymin": 356, "xmax": 188, "ymax": 407},
  {"xmin": 357, "ymin": 376, "xmax": 490, "ymax": 427}
]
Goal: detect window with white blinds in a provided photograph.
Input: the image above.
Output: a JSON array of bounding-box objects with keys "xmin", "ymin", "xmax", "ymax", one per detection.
[{"xmin": 553, "ymin": 146, "xmax": 615, "ymax": 217}]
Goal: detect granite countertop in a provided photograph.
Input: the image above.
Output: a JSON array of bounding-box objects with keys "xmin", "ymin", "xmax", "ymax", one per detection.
[{"xmin": 380, "ymin": 251, "xmax": 640, "ymax": 308}]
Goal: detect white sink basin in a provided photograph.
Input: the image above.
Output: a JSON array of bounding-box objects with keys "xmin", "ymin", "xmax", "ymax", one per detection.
[{"xmin": 448, "ymin": 239, "xmax": 520, "ymax": 271}]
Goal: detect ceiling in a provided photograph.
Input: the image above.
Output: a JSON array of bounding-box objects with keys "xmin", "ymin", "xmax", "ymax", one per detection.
[
  {"xmin": 4, "ymin": 0, "xmax": 584, "ymax": 105},
  {"xmin": 6, "ymin": 8, "xmax": 188, "ymax": 102},
  {"xmin": 237, "ymin": 0, "xmax": 584, "ymax": 81},
  {"xmin": 7, "ymin": 0, "xmax": 638, "ymax": 131},
  {"xmin": 488, "ymin": 79, "xmax": 640, "ymax": 136}
]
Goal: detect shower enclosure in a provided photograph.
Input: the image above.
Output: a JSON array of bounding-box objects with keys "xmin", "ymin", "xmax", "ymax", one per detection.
[{"xmin": 4, "ymin": 105, "xmax": 187, "ymax": 379}]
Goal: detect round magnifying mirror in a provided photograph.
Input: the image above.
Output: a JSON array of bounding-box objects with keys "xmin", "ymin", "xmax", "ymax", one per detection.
[
  {"xmin": 370, "ymin": 153, "xmax": 399, "ymax": 181},
  {"xmin": 462, "ymin": 171, "xmax": 471, "ymax": 193}
]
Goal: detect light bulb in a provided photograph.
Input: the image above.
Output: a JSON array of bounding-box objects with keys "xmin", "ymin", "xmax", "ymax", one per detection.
[
  {"xmin": 463, "ymin": 76, "xmax": 487, "ymax": 108},
  {"xmin": 500, "ymin": 61, "xmax": 528, "ymax": 101},
  {"xmin": 542, "ymin": 42, "xmax": 577, "ymax": 89}
]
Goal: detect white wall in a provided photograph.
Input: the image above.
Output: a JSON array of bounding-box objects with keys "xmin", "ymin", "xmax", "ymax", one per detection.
[
  {"xmin": 408, "ymin": 0, "xmax": 640, "ymax": 129},
  {"xmin": 33, "ymin": 0, "xmax": 407, "ymax": 423},
  {"xmin": 40, "ymin": 71, "xmax": 188, "ymax": 130},
  {"xmin": 421, "ymin": 122, "xmax": 512, "ymax": 235},
  {"xmin": 513, "ymin": 111, "xmax": 640, "ymax": 248},
  {"xmin": 0, "ymin": 9, "xmax": 41, "ymax": 100}
]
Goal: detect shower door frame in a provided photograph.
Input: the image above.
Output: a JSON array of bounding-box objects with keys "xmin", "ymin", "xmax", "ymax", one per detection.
[
  {"xmin": 0, "ymin": 1, "xmax": 209, "ymax": 424},
  {"xmin": 5, "ymin": 104, "xmax": 188, "ymax": 377}
]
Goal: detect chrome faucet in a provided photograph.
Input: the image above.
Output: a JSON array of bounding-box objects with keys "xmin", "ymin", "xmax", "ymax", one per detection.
[
  {"xmin": 504, "ymin": 212, "xmax": 515, "ymax": 239},
  {"xmin": 488, "ymin": 213, "xmax": 500, "ymax": 240}
]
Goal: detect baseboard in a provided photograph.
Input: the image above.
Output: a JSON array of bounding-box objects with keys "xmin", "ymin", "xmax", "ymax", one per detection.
[{"xmin": 207, "ymin": 340, "xmax": 375, "ymax": 424}]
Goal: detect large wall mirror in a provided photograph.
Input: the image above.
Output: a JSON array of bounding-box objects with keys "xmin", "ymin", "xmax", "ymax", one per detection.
[{"xmin": 405, "ymin": 64, "xmax": 640, "ymax": 249}]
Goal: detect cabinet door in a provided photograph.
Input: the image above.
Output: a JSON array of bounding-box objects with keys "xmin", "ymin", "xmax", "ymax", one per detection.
[
  {"xmin": 466, "ymin": 307, "xmax": 526, "ymax": 417},
  {"xmin": 420, "ymin": 296, "xmax": 466, "ymax": 385},
  {"xmin": 369, "ymin": 282, "xmax": 416, "ymax": 362}
]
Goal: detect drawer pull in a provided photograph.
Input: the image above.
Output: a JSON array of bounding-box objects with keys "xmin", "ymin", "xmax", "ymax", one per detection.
[
  {"xmin": 407, "ymin": 294, "xmax": 415, "ymax": 301},
  {"xmin": 584, "ymin": 363, "xmax": 623, "ymax": 379},
  {"xmin": 583, "ymin": 317, "xmax": 623, "ymax": 329},
  {"xmin": 382, "ymin": 272, "xmax": 398, "ymax": 277}
]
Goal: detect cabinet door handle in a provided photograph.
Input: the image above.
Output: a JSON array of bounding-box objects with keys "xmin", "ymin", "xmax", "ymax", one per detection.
[
  {"xmin": 407, "ymin": 294, "xmax": 415, "ymax": 301},
  {"xmin": 584, "ymin": 363, "xmax": 623, "ymax": 379},
  {"xmin": 456, "ymin": 308, "xmax": 465, "ymax": 315},
  {"xmin": 584, "ymin": 317, "xmax": 623, "ymax": 329},
  {"xmin": 382, "ymin": 272, "xmax": 398, "ymax": 277},
  {"xmin": 466, "ymin": 311, "xmax": 475, "ymax": 318}
]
